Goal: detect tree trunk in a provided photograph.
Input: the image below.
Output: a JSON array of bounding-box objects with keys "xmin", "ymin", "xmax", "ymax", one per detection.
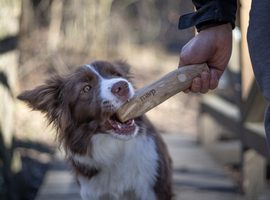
[{"xmin": 47, "ymin": 0, "xmax": 64, "ymax": 52}]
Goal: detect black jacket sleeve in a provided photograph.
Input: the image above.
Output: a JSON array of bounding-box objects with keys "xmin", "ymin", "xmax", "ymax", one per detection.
[{"xmin": 178, "ymin": 0, "xmax": 237, "ymax": 31}]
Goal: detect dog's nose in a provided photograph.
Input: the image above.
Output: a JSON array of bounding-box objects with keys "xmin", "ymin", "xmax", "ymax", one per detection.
[{"xmin": 111, "ymin": 81, "xmax": 129, "ymax": 98}]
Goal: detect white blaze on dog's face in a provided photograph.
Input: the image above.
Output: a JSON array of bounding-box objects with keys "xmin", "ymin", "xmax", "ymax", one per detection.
[{"xmin": 86, "ymin": 64, "xmax": 135, "ymax": 108}]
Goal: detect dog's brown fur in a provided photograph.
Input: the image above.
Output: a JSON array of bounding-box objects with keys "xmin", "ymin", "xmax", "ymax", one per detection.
[{"xmin": 18, "ymin": 61, "xmax": 173, "ymax": 200}]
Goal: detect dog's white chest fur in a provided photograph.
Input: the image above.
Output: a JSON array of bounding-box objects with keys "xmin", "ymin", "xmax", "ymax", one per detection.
[{"xmin": 74, "ymin": 133, "xmax": 158, "ymax": 200}]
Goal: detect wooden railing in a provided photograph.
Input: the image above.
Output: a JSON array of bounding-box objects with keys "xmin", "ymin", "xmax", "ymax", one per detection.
[{"xmin": 0, "ymin": 1, "xmax": 21, "ymax": 199}]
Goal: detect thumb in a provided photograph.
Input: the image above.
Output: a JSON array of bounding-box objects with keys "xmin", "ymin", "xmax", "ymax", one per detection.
[
  {"xmin": 178, "ymin": 34, "xmax": 215, "ymax": 67},
  {"xmin": 178, "ymin": 39, "xmax": 197, "ymax": 67}
]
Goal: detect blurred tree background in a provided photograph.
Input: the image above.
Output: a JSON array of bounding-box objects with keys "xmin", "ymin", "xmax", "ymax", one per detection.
[
  {"xmin": 19, "ymin": 0, "xmax": 193, "ymax": 88},
  {"xmin": 2, "ymin": 1, "xmax": 268, "ymax": 200},
  {"xmin": 0, "ymin": 0, "xmax": 195, "ymax": 199}
]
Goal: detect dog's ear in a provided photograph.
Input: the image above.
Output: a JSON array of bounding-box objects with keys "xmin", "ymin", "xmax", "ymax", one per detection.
[
  {"xmin": 18, "ymin": 75, "xmax": 64, "ymax": 120},
  {"xmin": 113, "ymin": 60, "xmax": 131, "ymax": 75}
]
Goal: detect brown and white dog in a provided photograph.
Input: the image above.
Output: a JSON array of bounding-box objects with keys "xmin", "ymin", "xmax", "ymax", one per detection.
[{"xmin": 18, "ymin": 61, "xmax": 172, "ymax": 200}]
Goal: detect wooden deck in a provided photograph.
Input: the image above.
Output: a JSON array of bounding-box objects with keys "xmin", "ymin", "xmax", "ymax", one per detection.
[{"xmin": 36, "ymin": 134, "xmax": 244, "ymax": 200}]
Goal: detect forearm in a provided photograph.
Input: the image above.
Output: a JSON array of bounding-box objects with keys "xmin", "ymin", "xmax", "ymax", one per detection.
[{"xmin": 179, "ymin": 0, "xmax": 237, "ymax": 31}]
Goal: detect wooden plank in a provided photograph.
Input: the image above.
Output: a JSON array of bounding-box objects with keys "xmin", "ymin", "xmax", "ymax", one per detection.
[
  {"xmin": 200, "ymin": 94, "xmax": 268, "ymax": 159},
  {"xmin": 0, "ymin": 0, "xmax": 21, "ymax": 199},
  {"xmin": 241, "ymin": 81, "xmax": 268, "ymax": 122},
  {"xmin": 201, "ymin": 95, "xmax": 240, "ymax": 120},
  {"xmin": 243, "ymin": 122, "xmax": 269, "ymax": 159},
  {"xmin": 37, "ymin": 134, "xmax": 244, "ymax": 200},
  {"xmin": 245, "ymin": 122, "xmax": 265, "ymax": 137},
  {"xmin": 200, "ymin": 95, "xmax": 241, "ymax": 135},
  {"xmin": 240, "ymin": 0, "xmax": 253, "ymax": 99},
  {"xmin": 243, "ymin": 149, "xmax": 267, "ymax": 199}
]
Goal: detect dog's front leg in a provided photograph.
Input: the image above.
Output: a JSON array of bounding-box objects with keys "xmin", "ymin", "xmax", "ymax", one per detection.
[
  {"xmin": 136, "ymin": 188, "xmax": 157, "ymax": 200},
  {"xmin": 78, "ymin": 176, "xmax": 103, "ymax": 200},
  {"xmin": 80, "ymin": 186, "xmax": 98, "ymax": 200}
]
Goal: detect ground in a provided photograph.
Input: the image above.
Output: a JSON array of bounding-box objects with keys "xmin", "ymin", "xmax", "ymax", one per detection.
[{"xmin": 36, "ymin": 134, "xmax": 244, "ymax": 200}]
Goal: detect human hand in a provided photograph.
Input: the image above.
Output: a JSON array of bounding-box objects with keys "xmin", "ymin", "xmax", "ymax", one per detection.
[{"xmin": 179, "ymin": 23, "xmax": 233, "ymax": 93}]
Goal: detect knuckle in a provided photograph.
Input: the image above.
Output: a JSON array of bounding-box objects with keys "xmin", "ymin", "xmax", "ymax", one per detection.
[{"xmin": 179, "ymin": 54, "xmax": 188, "ymax": 65}]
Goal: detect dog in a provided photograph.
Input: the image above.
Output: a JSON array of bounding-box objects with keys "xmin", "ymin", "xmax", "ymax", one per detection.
[{"xmin": 18, "ymin": 61, "xmax": 172, "ymax": 200}]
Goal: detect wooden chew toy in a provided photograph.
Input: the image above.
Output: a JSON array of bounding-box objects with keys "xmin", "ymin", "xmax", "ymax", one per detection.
[{"xmin": 116, "ymin": 63, "xmax": 209, "ymax": 122}]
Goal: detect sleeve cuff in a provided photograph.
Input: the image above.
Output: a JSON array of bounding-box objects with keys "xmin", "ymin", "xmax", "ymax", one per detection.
[{"xmin": 178, "ymin": 1, "xmax": 236, "ymax": 30}]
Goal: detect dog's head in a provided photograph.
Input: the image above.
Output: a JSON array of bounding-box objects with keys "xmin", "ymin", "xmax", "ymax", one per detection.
[{"xmin": 18, "ymin": 61, "xmax": 139, "ymax": 153}]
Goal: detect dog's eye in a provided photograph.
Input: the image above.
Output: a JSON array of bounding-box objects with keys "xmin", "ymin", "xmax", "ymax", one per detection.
[
  {"xmin": 81, "ymin": 85, "xmax": 92, "ymax": 93},
  {"xmin": 110, "ymin": 70, "xmax": 122, "ymax": 77}
]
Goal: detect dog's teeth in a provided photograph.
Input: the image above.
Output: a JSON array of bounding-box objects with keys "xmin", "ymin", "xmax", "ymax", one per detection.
[
  {"xmin": 131, "ymin": 120, "xmax": 135, "ymax": 125},
  {"xmin": 117, "ymin": 124, "xmax": 121, "ymax": 129}
]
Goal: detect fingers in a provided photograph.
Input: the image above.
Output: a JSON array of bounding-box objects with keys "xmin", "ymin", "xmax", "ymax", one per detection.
[
  {"xmin": 190, "ymin": 77, "xmax": 201, "ymax": 93},
  {"xmin": 190, "ymin": 72, "xmax": 209, "ymax": 93},
  {"xmin": 201, "ymin": 71, "xmax": 210, "ymax": 93},
  {"xmin": 184, "ymin": 69, "xmax": 220, "ymax": 93},
  {"xmin": 209, "ymin": 69, "xmax": 219, "ymax": 90}
]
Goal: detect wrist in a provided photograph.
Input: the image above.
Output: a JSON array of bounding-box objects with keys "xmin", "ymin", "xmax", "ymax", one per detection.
[{"xmin": 196, "ymin": 21, "xmax": 233, "ymax": 32}]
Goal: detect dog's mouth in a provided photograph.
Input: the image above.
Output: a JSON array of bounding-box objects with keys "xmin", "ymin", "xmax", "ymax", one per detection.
[{"xmin": 106, "ymin": 114, "xmax": 136, "ymax": 135}]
